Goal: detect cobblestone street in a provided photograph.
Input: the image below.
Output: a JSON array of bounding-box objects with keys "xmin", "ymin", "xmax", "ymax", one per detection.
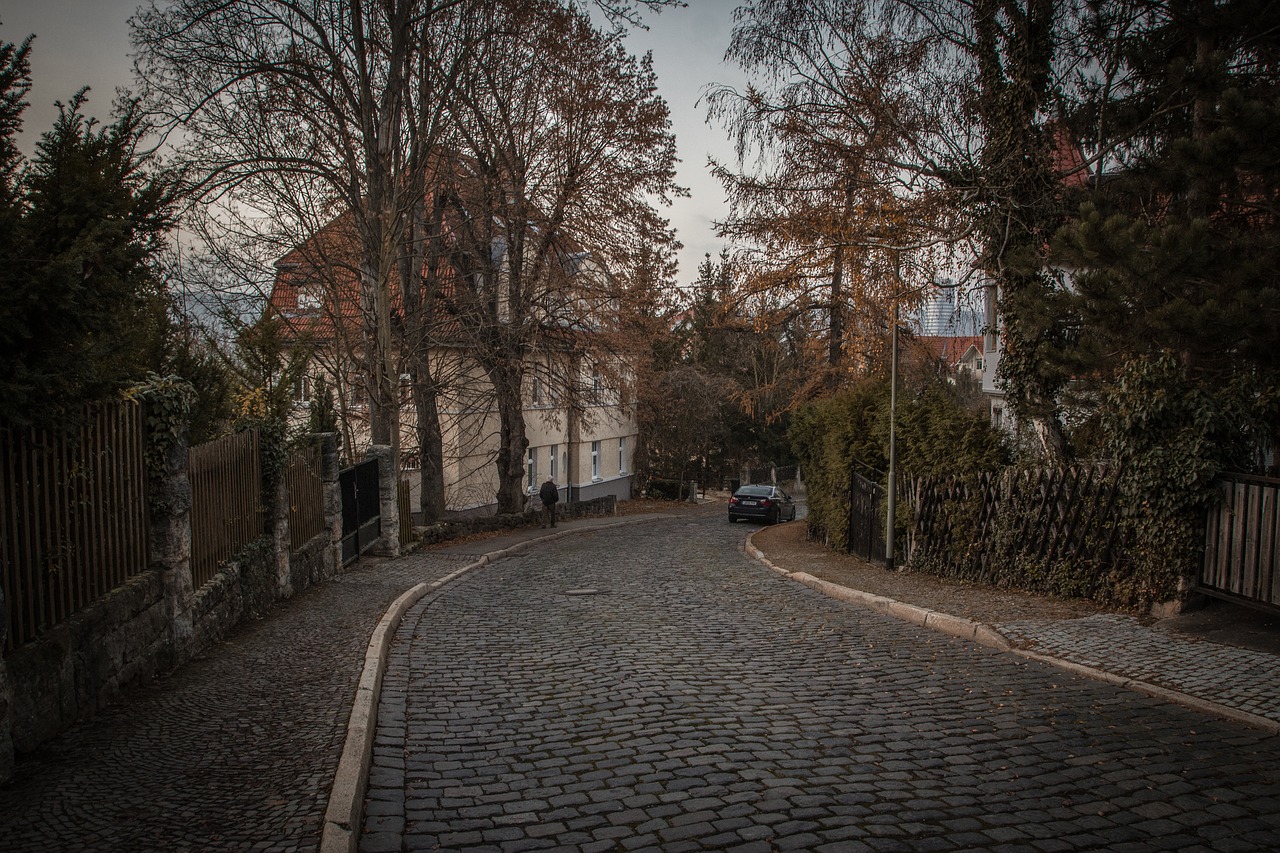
[{"xmin": 363, "ymin": 515, "xmax": 1280, "ymax": 852}]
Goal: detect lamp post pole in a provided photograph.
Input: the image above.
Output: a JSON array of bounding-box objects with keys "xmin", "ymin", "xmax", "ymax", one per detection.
[{"xmin": 886, "ymin": 297, "xmax": 898, "ymax": 571}]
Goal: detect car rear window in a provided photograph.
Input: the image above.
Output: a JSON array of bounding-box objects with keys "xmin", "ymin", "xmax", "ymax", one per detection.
[{"xmin": 736, "ymin": 486, "xmax": 771, "ymax": 497}]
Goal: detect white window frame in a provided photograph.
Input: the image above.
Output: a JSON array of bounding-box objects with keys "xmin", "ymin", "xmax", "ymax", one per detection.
[
  {"xmin": 526, "ymin": 447, "xmax": 536, "ymax": 489},
  {"xmin": 618, "ymin": 437, "xmax": 626, "ymax": 473},
  {"xmin": 591, "ymin": 440, "xmax": 600, "ymax": 480},
  {"xmin": 549, "ymin": 444, "xmax": 557, "ymax": 480}
]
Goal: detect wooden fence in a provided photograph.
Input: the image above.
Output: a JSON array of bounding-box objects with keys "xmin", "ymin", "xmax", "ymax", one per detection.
[
  {"xmin": 286, "ymin": 444, "xmax": 325, "ymax": 550},
  {"xmin": 1202, "ymin": 473, "xmax": 1280, "ymax": 609},
  {"xmin": 1, "ymin": 401, "xmax": 150, "ymax": 656},
  {"xmin": 908, "ymin": 466, "xmax": 1126, "ymax": 584},
  {"xmin": 189, "ymin": 430, "xmax": 263, "ymax": 590}
]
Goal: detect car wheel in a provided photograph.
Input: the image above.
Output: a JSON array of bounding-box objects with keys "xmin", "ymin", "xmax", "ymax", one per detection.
[{"xmin": 771, "ymin": 508, "xmax": 781, "ymax": 525}]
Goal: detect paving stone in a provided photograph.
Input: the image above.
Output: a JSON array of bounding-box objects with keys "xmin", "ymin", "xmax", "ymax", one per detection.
[{"xmin": 357, "ymin": 511, "xmax": 1278, "ymax": 849}]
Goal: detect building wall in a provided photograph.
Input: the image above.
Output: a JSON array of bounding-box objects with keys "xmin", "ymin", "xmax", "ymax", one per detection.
[{"xmin": 297, "ymin": 348, "xmax": 640, "ymax": 512}]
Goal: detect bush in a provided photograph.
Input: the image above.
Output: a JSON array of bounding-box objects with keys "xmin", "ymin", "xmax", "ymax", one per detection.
[
  {"xmin": 644, "ymin": 478, "xmax": 691, "ymax": 501},
  {"xmin": 791, "ymin": 378, "xmax": 1010, "ymax": 549}
]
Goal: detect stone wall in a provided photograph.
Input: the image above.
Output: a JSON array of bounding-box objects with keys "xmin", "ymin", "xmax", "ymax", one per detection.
[
  {"xmin": 289, "ymin": 531, "xmax": 336, "ymax": 595},
  {"xmin": 4, "ymin": 570, "xmax": 167, "ymax": 754},
  {"xmin": 0, "ymin": 429, "xmax": 351, "ymax": 784}
]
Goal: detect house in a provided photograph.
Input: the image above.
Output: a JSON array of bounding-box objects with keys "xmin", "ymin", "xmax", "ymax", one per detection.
[
  {"xmin": 918, "ymin": 335, "xmax": 984, "ymax": 382},
  {"xmin": 267, "ymin": 210, "xmax": 639, "ymax": 517}
]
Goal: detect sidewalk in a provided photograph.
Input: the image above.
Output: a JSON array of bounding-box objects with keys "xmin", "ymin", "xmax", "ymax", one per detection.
[{"xmin": 747, "ymin": 519, "xmax": 1280, "ymax": 735}]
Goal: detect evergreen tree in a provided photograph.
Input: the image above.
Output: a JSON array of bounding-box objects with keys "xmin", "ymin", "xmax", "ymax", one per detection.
[
  {"xmin": 0, "ymin": 34, "xmax": 32, "ymax": 399},
  {"xmin": 1057, "ymin": 0, "xmax": 1280, "ymax": 416},
  {"xmin": 0, "ymin": 68, "xmax": 180, "ymax": 428}
]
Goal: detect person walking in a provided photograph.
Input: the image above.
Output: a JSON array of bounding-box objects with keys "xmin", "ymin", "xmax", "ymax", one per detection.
[{"xmin": 539, "ymin": 476, "xmax": 560, "ymax": 528}]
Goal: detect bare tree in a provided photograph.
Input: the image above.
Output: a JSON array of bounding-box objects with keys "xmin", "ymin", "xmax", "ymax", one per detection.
[
  {"xmin": 433, "ymin": 0, "xmax": 681, "ymax": 513},
  {"xmin": 133, "ymin": 0, "xmax": 681, "ymax": 516}
]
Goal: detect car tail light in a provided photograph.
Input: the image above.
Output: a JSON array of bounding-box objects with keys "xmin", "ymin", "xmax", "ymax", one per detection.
[
  {"xmin": 729, "ymin": 496, "xmax": 739, "ymax": 505},
  {"xmin": 759, "ymin": 498, "xmax": 771, "ymax": 507}
]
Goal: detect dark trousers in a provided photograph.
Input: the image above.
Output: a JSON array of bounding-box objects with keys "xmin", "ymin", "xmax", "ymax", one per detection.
[{"xmin": 542, "ymin": 502, "xmax": 556, "ymax": 527}]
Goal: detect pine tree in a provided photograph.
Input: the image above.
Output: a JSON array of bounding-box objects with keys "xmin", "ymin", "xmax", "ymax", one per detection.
[
  {"xmin": 1059, "ymin": 0, "xmax": 1280, "ymax": 385},
  {"xmin": 1056, "ymin": 0, "xmax": 1280, "ymax": 464},
  {"xmin": 0, "ymin": 76, "xmax": 180, "ymax": 428}
]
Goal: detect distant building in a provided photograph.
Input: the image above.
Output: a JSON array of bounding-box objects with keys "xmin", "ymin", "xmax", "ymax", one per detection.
[{"xmin": 912, "ymin": 281, "xmax": 983, "ymax": 338}]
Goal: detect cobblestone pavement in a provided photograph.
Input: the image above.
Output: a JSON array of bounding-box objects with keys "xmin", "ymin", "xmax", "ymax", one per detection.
[
  {"xmin": 750, "ymin": 517, "xmax": 1280, "ymax": 729},
  {"xmin": 997, "ymin": 614, "xmax": 1280, "ymax": 724},
  {"xmin": 0, "ymin": 549, "xmax": 479, "ymax": 853},
  {"xmin": 363, "ymin": 513, "xmax": 1280, "ymax": 852}
]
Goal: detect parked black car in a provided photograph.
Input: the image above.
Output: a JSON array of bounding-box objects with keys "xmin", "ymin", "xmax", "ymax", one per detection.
[{"xmin": 728, "ymin": 484, "xmax": 797, "ymax": 524}]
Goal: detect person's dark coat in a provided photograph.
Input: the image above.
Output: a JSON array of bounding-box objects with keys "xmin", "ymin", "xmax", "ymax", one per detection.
[{"xmin": 539, "ymin": 479, "xmax": 559, "ymax": 505}]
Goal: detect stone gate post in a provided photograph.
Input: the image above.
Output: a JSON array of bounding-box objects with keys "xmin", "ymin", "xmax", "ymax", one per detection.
[
  {"xmin": 366, "ymin": 445, "xmax": 400, "ymax": 559},
  {"xmin": 317, "ymin": 432, "xmax": 343, "ymax": 576},
  {"xmin": 150, "ymin": 427, "xmax": 195, "ymax": 669},
  {"xmin": 268, "ymin": 469, "xmax": 292, "ymax": 600}
]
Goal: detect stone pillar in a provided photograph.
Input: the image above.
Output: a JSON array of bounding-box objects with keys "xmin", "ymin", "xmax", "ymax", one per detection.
[
  {"xmin": 317, "ymin": 433, "xmax": 343, "ymax": 577},
  {"xmin": 366, "ymin": 445, "xmax": 400, "ymax": 559},
  {"xmin": 150, "ymin": 431, "xmax": 195, "ymax": 669},
  {"xmin": 269, "ymin": 473, "xmax": 292, "ymax": 600}
]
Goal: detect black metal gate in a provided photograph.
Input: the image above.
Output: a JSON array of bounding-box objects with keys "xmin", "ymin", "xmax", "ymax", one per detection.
[
  {"xmin": 340, "ymin": 458, "xmax": 381, "ymax": 566},
  {"xmin": 848, "ymin": 470, "xmax": 886, "ymax": 564}
]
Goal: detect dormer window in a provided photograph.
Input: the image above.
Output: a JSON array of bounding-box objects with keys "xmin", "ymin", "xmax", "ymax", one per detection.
[{"xmin": 298, "ymin": 283, "xmax": 323, "ymax": 311}]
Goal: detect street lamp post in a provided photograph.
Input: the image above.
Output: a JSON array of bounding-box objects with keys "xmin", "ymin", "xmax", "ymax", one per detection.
[{"xmin": 886, "ymin": 298, "xmax": 898, "ymax": 572}]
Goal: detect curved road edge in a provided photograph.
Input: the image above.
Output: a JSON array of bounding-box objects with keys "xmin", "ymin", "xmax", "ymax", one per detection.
[
  {"xmin": 319, "ymin": 515, "xmax": 666, "ymax": 853},
  {"xmin": 744, "ymin": 530, "xmax": 1280, "ymax": 738}
]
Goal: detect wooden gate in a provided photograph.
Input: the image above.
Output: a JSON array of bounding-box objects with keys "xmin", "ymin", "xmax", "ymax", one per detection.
[
  {"xmin": 848, "ymin": 471, "xmax": 886, "ymax": 564},
  {"xmin": 1202, "ymin": 473, "xmax": 1280, "ymax": 610}
]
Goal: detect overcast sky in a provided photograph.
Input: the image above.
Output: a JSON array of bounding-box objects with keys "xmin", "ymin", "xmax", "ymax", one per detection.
[{"xmin": 0, "ymin": 0, "xmax": 747, "ymax": 284}]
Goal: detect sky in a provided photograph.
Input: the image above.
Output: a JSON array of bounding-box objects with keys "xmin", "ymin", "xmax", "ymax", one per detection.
[{"xmin": 0, "ymin": 0, "xmax": 748, "ymax": 284}]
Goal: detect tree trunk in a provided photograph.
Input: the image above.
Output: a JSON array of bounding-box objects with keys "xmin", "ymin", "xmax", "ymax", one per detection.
[
  {"xmin": 487, "ymin": 357, "xmax": 529, "ymax": 514},
  {"xmin": 400, "ymin": 194, "xmax": 447, "ymax": 520},
  {"xmin": 413, "ymin": 376, "xmax": 446, "ymax": 520},
  {"xmin": 828, "ymin": 243, "xmax": 845, "ymax": 370}
]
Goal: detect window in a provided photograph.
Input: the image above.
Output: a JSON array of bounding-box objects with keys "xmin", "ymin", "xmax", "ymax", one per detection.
[
  {"xmin": 549, "ymin": 444, "xmax": 557, "ymax": 480},
  {"xmin": 591, "ymin": 367, "xmax": 601, "ymax": 395},
  {"xmin": 527, "ymin": 447, "xmax": 536, "ymax": 489},
  {"xmin": 591, "ymin": 440, "xmax": 600, "ymax": 480},
  {"xmin": 532, "ymin": 375, "xmax": 544, "ymax": 406},
  {"xmin": 618, "ymin": 437, "xmax": 626, "ymax": 473},
  {"xmin": 293, "ymin": 374, "xmax": 311, "ymax": 403}
]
